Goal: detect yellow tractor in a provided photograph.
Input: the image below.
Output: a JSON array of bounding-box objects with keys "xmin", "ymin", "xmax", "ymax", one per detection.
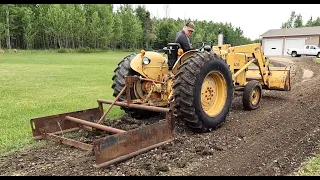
[
  {"xmin": 30, "ymin": 30, "xmax": 290, "ymax": 168},
  {"xmin": 110, "ymin": 31, "xmax": 290, "ymax": 132}
]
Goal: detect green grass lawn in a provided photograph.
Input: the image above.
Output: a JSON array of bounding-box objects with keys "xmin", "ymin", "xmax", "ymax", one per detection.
[
  {"xmin": 0, "ymin": 51, "xmax": 132, "ymax": 154},
  {"xmin": 316, "ymin": 58, "xmax": 320, "ymax": 63},
  {"xmin": 293, "ymin": 154, "xmax": 320, "ymax": 176}
]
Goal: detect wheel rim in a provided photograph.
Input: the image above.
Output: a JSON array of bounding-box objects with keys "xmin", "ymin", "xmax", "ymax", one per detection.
[
  {"xmin": 134, "ymin": 80, "xmax": 146, "ymax": 99},
  {"xmin": 251, "ymin": 88, "xmax": 260, "ymax": 105},
  {"xmin": 201, "ymin": 71, "xmax": 227, "ymax": 117}
]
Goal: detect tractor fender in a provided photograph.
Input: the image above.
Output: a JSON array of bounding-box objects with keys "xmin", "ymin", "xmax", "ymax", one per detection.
[{"xmin": 171, "ymin": 50, "xmax": 199, "ymax": 74}]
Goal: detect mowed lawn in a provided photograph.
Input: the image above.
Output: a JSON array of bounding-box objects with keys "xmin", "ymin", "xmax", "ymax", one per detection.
[{"xmin": 0, "ymin": 51, "xmax": 132, "ymax": 154}]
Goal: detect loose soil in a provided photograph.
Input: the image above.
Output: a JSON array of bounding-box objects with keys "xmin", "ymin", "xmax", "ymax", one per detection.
[{"xmin": 1, "ymin": 56, "xmax": 320, "ymax": 176}]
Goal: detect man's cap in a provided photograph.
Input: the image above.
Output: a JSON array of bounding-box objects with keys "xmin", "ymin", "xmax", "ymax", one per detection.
[{"xmin": 186, "ymin": 22, "xmax": 195, "ymax": 32}]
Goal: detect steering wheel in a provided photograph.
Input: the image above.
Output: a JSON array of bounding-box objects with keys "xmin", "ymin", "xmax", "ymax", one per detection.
[{"xmin": 191, "ymin": 42, "xmax": 205, "ymax": 51}]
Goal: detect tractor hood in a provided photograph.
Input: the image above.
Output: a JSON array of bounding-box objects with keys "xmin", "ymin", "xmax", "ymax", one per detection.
[{"xmin": 130, "ymin": 51, "xmax": 169, "ymax": 80}]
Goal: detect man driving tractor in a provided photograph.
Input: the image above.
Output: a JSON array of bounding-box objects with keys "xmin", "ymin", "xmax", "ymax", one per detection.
[{"xmin": 174, "ymin": 22, "xmax": 195, "ymax": 52}]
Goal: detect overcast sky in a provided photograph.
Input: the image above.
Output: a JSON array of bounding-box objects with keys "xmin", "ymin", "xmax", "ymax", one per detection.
[{"xmin": 114, "ymin": 4, "xmax": 320, "ymax": 40}]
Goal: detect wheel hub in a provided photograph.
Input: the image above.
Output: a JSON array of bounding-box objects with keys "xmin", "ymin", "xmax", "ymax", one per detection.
[
  {"xmin": 251, "ymin": 88, "xmax": 260, "ymax": 105},
  {"xmin": 201, "ymin": 77, "xmax": 217, "ymax": 110}
]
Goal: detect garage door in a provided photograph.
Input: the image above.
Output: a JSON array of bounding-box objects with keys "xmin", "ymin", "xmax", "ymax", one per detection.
[
  {"xmin": 284, "ymin": 38, "xmax": 305, "ymax": 56},
  {"xmin": 263, "ymin": 39, "xmax": 283, "ymax": 56}
]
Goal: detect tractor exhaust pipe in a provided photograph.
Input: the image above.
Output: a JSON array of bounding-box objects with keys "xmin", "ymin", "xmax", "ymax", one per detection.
[{"xmin": 218, "ymin": 28, "xmax": 223, "ymax": 47}]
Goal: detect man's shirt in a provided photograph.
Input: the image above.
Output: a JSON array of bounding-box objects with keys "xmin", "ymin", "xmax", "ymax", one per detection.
[{"xmin": 174, "ymin": 30, "xmax": 192, "ymax": 52}]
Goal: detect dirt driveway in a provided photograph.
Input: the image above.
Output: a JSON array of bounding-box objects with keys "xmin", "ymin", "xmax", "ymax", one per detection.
[{"xmin": 1, "ymin": 56, "xmax": 320, "ymax": 176}]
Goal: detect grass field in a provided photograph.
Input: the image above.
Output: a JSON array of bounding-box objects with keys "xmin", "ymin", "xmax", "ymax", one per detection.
[
  {"xmin": 0, "ymin": 51, "xmax": 131, "ymax": 154},
  {"xmin": 293, "ymin": 155, "xmax": 320, "ymax": 176},
  {"xmin": 0, "ymin": 51, "xmax": 319, "ymax": 175}
]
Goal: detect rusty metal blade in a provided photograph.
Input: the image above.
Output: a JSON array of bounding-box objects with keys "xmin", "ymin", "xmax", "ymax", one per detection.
[
  {"xmin": 93, "ymin": 119, "xmax": 174, "ymax": 168},
  {"xmin": 30, "ymin": 108, "xmax": 101, "ymax": 140}
]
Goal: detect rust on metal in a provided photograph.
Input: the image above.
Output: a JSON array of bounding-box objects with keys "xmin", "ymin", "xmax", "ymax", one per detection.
[
  {"xmin": 125, "ymin": 76, "xmax": 139, "ymax": 89},
  {"xmin": 124, "ymin": 76, "xmax": 137, "ymax": 104},
  {"xmin": 98, "ymin": 102, "xmax": 104, "ymax": 118},
  {"xmin": 30, "ymin": 108, "xmax": 101, "ymax": 140},
  {"xmin": 97, "ymin": 99, "xmax": 170, "ymax": 113},
  {"xmin": 30, "ymin": 84, "xmax": 175, "ymax": 168},
  {"xmin": 93, "ymin": 117, "xmax": 174, "ymax": 168},
  {"xmin": 33, "ymin": 127, "xmax": 80, "ymax": 140},
  {"xmin": 97, "ymin": 85, "xmax": 127, "ymax": 124},
  {"xmin": 94, "ymin": 139, "xmax": 172, "ymax": 168},
  {"xmin": 65, "ymin": 116, "xmax": 126, "ymax": 134},
  {"xmin": 44, "ymin": 133, "xmax": 93, "ymax": 151},
  {"xmin": 167, "ymin": 103, "xmax": 175, "ymax": 131}
]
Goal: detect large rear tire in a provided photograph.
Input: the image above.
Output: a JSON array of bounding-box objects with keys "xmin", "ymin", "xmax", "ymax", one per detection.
[
  {"xmin": 111, "ymin": 53, "xmax": 159, "ymax": 119},
  {"xmin": 173, "ymin": 51, "xmax": 233, "ymax": 133}
]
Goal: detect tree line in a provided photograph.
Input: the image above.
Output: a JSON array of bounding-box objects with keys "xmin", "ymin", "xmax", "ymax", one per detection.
[
  {"xmin": 281, "ymin": 11, "xmax": 320, "ymax": 29},
  {"xmin": 0, "ymin": 4, "xmax": 253, "ymax": 51}
]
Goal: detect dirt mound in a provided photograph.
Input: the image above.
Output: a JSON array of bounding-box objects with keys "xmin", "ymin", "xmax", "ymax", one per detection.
[{"xmin": 1, "ymin": 57, "xmax": 320, "ymax": 176}]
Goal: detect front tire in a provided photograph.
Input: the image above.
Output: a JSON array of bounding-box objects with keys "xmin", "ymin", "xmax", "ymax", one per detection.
[
  {"xmin": 242, "ymin": 80, "xmax": 262, "ymax": 110},
  {"xmin": 173, "ymin": 51, "xmax": 233, "ymax": 133}
]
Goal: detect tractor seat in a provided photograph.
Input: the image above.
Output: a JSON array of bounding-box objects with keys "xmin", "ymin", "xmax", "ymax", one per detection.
[{"xmin": 163, "ymin": 43, "xmax": 181, "ymax": 70}]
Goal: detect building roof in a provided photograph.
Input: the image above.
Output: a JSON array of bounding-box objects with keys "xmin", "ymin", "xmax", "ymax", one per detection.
[{"xmin": 260, "ymin": 26, "xmax": 320, "ymax": 38}]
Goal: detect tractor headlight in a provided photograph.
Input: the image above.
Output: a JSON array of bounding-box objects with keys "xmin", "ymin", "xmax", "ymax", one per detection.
[{"xmin": 142, "ymin": 57, "xmax": 151, "ymax": 65}]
